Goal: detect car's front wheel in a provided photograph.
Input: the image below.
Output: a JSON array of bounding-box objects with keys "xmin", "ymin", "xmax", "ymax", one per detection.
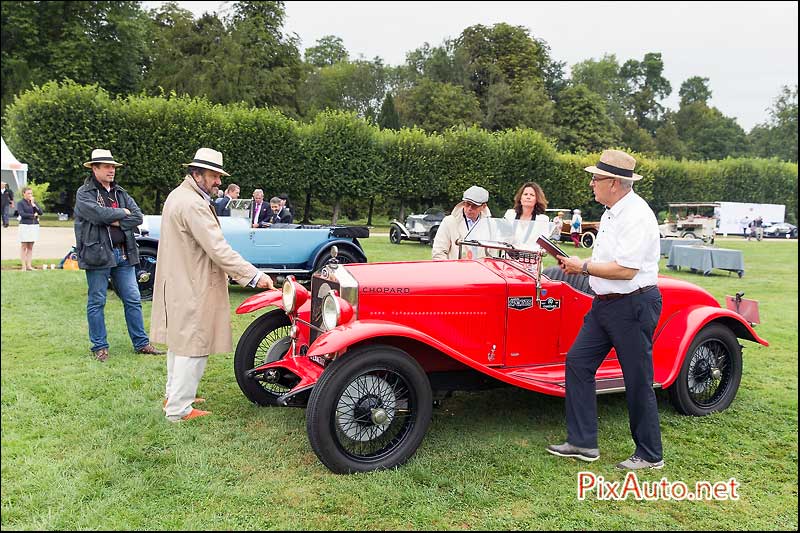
[
  {"xmin": 234, "ymin": 309, "xmax": 295, "ymax": 406},
  {"xmin": 314, "ymin": 247, "xmax": 360, "ymax": 272},
  {"xmin": 136, "ymin": 246, "xmax": 158, "ymax": 301},
  {"xmin": 389, "ymin": 226, "xmax": 403, "ymax": 244},
  {"xmin": 668, "ymin": 324, "xmax": 742, "ymax": 416},
  {"xmin": 306, "ymin": 345, "xmax": 432, "ymax": 474}
]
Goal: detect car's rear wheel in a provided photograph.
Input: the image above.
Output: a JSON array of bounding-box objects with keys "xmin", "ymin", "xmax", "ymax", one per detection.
[
  {"xmin": 668, "ymin": 324, "xmax": 742, "ymax": 416},
  {"xmin": 306, "ymin": 345, "xmax": 432, "ymax": 474},
  {"xmin": 580, "ymin": 231, "xmax": 595, "ymax": 248},
  {"xmin": 314, "ymin": 247, "xmax": 360, "ymax": 272},
  {"xmin": 389, "ymin": 226, "xmax": 403, "ymax": 244},
  {"xmin": 234, "ymin": 309, "xmax": 294, "ymax": 406},
  {"xmin": 682, "ymin": 232, "xmax": 697, "ymax": 239},
  {"xmin": 428, "ymin": 226, "xmax": 438, "ymax": 246}
]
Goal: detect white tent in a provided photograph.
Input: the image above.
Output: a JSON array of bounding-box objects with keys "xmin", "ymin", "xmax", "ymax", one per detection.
[{"xmin": 1, "ymin": 137, "xmax": 28, "ymax": 194}]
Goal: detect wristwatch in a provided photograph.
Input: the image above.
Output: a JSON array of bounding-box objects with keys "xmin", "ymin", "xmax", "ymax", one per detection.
[{"xmin": 581, "ymin": 261, "xmax": 590, "ymax": 276}]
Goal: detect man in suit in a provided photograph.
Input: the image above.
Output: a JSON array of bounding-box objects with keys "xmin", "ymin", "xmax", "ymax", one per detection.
[
  {"xmin": 214, "ymin": 183, "xmax": 239, "ymax": 216},
  {"xmin": 265, "ymin": 196, "xmax": 293, "ymax": 225},
  {"xmin": 250, "ymin": 189, "xmax": 269, "ymax": 228},
  {"xmin": 1, "ymin": 181, "xmax": 13, "ymax": 228}
]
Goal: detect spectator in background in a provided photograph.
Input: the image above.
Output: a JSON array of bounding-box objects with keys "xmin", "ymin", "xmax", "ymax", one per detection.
[
  {"xmin": 740, "ymin": 215, "xmax": 751, "ymax": 239},
  {"xmin": 753, "ymin": 216, "xmax": 764, "ymax": 241},
  {"xmin": 570, "ymin": 209, "xmax": 583, "ymax": 247},
  {"xmin": 73, "ymin": 149, "xmax": 163, "ymax": 361},
  {"xmin": 503, "ymin": 181, "xmax": 548, "ymax": 222},
  {"xmin": 278, "ymin": 193, "xmax": 294, "ymax": 223},
  {"xmin": 263, "ymin": 196, "xmax": 292, "ymax": 226},
  {"xmin": 250, "ymin": 189, "xmax": 269, "ymax": 227},
  {"xmin": 1, "ymin": 181, "xmax": 13, "ymax": 228},
  {"xmin": 214, "ymin": 183, "xmax": 240, "ymax": 216},
  {"xmin": 550, "ymin": 210, "xmax": 565, "ymax": 241},
  {"xmin": 16, "ymin": 186, "xmax": 42, "ymax": 270}
]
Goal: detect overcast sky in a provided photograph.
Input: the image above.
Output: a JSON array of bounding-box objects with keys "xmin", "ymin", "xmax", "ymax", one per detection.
[{"xmin": 144, "ymin": 1, "xmax": 798, "ymax": 131}]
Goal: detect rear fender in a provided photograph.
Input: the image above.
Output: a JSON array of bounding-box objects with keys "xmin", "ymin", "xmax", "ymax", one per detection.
[
  {"xmin": 311, "ymin": 240, "xmax": 367, "ymax": 267},
  {"xmin": 653, "ymin": 305, "xmax": 769, "ymax": 388}
]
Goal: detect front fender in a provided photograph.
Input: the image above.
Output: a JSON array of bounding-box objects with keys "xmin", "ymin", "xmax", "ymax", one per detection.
[
  {"xmin": 236, "ymin": 289, "xmax": 282, "ymax": 314},
  {"xmin": 390, "ymin": 220, "xmax": 411, "ymax": 238},
  {"xmin": 653, "ymin": 305, "xmax": 769, "ymax": 388}
]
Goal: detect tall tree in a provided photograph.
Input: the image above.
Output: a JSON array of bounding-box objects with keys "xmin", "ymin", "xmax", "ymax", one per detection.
[
  {"xmin": 620, "ymin": 52, "xmax": 672, "ymax": 134},
  {"xmin": 377, "ymin": 93, "xmax": 400, "ymax": 130},
  {"xmin": 304, "ymin": 35, "xmax": 349, "ymax": 67},
  {"xmin": 555, "ymin": 84, "xmax": 621, "ymax": 153},
  {"xmin": 394, "ymin": 79, "xmax": 482, "ymax": 133},
  {"xmin": 748, "ymin": 84, "xmax": 797, "ymax": 162},
  {"xmin": 2, "ymin": 1, "xmax": 150, "ymax": 114},
  {"xmin": 298, "ymin": 58, "xmax": 386, "ymax": 120},
  {"xmin": 674, "ymin": 101, "xmax": 747, "ymax": 160},
  {"xmin": 679, "ymin": 76, "xmax": 712, "ymax": 106}
]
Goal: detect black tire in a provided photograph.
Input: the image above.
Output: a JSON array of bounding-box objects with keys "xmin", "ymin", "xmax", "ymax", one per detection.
[
  {"xmin": 306, "ymin": 345, "xmax": 432, "ymax": 474},
  {"xmin": 682, "ymin": 232, "xmax": 697, "ymax": 239},
  {"xmin": 136, "ymin": 246, "xmax": 157, "ymax": 301},
  {"xmin": 580, "ymin": 231, "xmax": 595, "ymax": 248},
  {"xmin": 389, "ymin": 226, "xmax": 403, "ymax": 244},
  {"xmin": 314, "ymin": 247, "xmax": 360, "ymax": 272},
  {"xmin": 428, "ymin": 226, "xmax": 438, "ymax": 247},
  {"xmin": 234, "ymin": 309, "xmax": 294, "ymax": 406},
  {"xmin": 668, "ymin": 324, "xmax": 742, "ymax": 416}
]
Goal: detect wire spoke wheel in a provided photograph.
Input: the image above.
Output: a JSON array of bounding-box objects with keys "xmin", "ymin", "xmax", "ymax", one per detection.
[
  {"xmin": 669, "ymin": 324, "xmax": 742, "ymax": 416},
  {"xmin": 306, "ymin": 345, "xmax": 432, "ymax": 474},
  {"xmin": 333, "ymin": 370, "xmax": 413, "ymax": 460},
  {"xmin": 234, "ymin": 310, "xmax": 295, "ymax": 405},
  {"xmin": 686, "ymin": 339, "xmax": 731, "ymax": 407}
]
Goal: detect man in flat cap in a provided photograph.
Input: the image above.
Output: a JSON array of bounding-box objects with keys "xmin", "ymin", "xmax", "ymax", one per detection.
[
  {"xmin": 432, "ymin": 185, "xmax": 491, "ymax": 260},
  {"xmin": 548, "ymin": 149, "xmax": 664, "ymax": 470}
]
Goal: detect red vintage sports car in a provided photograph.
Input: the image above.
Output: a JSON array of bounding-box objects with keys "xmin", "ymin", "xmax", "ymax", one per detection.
[{"xmin": 233, "ymin": 218, "xmax": 768, "ymax": 474}]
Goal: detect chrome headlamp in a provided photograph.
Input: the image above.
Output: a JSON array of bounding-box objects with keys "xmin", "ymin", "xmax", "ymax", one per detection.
[
  {"xmin": 282, "ymin": 276, "xmax": 297, "ymax": 313},
  {"xmin": 321, "ymin": 292, "xmax": 341, "ymax": 331}
]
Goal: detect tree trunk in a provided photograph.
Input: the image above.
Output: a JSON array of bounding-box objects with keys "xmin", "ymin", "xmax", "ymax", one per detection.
[
  {"xmin": 399, "ymin": 201, "xmax": 405, "ymax": 221},
  {"xmin": 367, "ymin": 197, "xmax": 374, "ymax": 226},
  {"xmin": 155, "ymin": 190, "xmax": 162, "ymax": 214},
  {"xmin": 331, "ymin": 199, "xmax": 341, "ymax": 225},
  {"xmin": 303, "ymin": 191, "xmax": 312, "ymax": 223}
]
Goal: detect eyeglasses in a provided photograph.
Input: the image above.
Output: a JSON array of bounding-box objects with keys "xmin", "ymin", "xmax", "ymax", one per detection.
[{"xmin": 590, "ymin": 175, "xmax": 615, "ymax": 183}]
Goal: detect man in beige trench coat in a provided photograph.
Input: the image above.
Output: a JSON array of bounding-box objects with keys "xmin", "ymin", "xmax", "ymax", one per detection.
[{"xmin": 150, "ymin": 148, "xmax": 273, "ymax": 422}]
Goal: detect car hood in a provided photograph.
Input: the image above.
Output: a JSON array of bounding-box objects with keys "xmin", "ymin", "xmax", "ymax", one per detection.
[
  {"xmin": 139, "ymin": 214, "xmax": 253, "ymax": 239},
  {"xmin": 344, "ymin": 259, "xmax": 506, "ymax": 297}
]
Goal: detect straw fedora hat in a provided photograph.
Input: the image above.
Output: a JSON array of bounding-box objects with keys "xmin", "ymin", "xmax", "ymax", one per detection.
[
  {"xmin": 182, "ymin": 147, "xmax": 230, "ymax": 177},
  {"xmin": 584, "ymin": 149, "xmax": 642, "ymax": 181},
  {"xmin": 83, "ymin": 149, "xmax": 123, "ymax": 168}
]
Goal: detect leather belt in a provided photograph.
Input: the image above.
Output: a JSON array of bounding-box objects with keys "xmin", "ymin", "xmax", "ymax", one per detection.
[{"xmin": 595, "ymin": 285, "xmax": 657, "ymax": 301}]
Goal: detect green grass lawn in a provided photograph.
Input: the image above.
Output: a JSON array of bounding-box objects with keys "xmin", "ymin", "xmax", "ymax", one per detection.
[{"xmin": 1, "ymin": 237, "xmax": 797, "ymax": 529}]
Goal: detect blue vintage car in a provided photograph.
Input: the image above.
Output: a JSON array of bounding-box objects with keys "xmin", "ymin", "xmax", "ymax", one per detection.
[{"xmin": 133, "ymin": 215, "xmax": 369, "ymax": 300}]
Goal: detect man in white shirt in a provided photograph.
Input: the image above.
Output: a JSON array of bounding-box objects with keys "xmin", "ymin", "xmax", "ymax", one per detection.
[{"xmin": 547, "ymin": 149, "xmax": 664, "ymax": 470}]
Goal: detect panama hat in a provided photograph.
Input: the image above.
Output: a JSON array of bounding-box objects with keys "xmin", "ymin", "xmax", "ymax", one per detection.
[
  {"xmin": 83, "ymin": 149, "xmax": 122, "ymax": 168},
  {"xmin": 584, "ymin": 149, "xmax": 642, "ymax": 181},
  {"xmin": 182, "ymin": 147, "xmax": 230, "ymax": 177},
  {"xmin": 462, "ymin": 185, "xmax": 489, "ymax": 205}
]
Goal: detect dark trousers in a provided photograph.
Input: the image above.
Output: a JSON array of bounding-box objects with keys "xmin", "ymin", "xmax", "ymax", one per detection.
[
  {"xmin": 565, "ymin": 288, "xmax": 663, "ymax": 462},
  {"xmin": 1, "ymin": 204, "xmax": 9, "ymax": 227}
]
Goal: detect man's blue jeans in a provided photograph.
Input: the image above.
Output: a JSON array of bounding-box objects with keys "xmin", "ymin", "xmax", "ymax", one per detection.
[{"xmin": 85, "ymin": 247, "xmax": 149, "ymax": 352}]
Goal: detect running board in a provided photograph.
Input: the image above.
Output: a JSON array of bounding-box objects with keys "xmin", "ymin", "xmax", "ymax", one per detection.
[{"xmin": 501, "ymin": 361, "xmax": 662, "ymax": 395}]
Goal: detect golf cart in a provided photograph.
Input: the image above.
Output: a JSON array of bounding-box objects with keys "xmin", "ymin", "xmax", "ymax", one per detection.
[{"xmin": 659, "ymin": 203, "xmax": 719, "ymax": 244}]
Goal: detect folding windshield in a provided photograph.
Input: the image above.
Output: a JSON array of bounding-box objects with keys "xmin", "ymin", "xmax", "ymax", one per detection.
[{"xmin": 462, "ymin": 217, "xmax": 548, "ymax": 251}]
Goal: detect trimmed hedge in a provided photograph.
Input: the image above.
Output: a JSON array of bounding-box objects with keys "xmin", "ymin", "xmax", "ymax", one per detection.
[{"xmin": 4, "ymin": 81, "xmax": 797, "ymax": 223}]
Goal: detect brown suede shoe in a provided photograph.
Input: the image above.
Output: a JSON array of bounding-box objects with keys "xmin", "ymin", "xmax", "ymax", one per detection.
[
  {"xmin": 93, "ymin": 348, "xmax": 109, "ymax": 362},
  {"xmin": 181, "ymin": 408, "xmax": 211, "ymax": 421},
  {"xmin": 135, "ymin": 344, "xmax": 165, "ymax": 355}
]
